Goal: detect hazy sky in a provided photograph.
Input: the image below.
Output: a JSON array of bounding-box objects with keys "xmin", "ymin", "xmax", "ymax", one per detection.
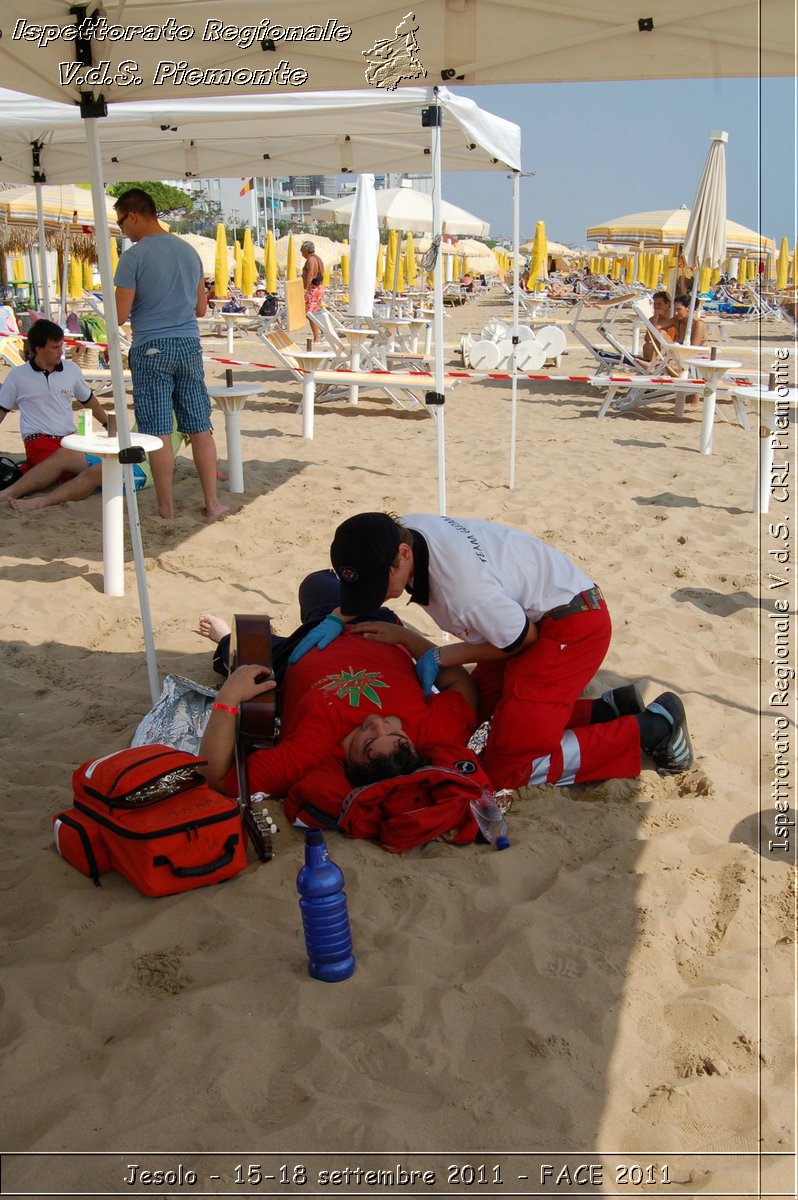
[{"xmin": 443, "ymin": 76, "xmax": 796, "ymax": 247}]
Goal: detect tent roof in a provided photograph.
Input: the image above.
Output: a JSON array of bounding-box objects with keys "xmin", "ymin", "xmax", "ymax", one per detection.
[
  {"xmin": 0, "ymin": 87, "xmax": 521, "ymax": 185},
  {"xmin": 0, "ymin": 2, "xmax": 790, "ymax": 105}
]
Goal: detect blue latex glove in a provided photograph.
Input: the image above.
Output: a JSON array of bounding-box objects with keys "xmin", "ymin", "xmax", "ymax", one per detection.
[
  {"xmin": 288, "ymin": 614, "xmax": 346, "ymax": 664},
  {"xmin": 415, "ymin": 647, "xmax": 440, "ymax": 697}
]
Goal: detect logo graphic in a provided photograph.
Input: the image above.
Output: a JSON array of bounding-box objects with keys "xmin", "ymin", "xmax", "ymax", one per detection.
[
  {"xmin": 318, "ymin": 667, "xmax": 388, "ymax": 708},
  {"xmin": 362, "ymin": 12, "xmax": 426, "ymax": 90},
  {"xmin": 454, "ymin": 759, "xmax": 477, "ymax": 774}
]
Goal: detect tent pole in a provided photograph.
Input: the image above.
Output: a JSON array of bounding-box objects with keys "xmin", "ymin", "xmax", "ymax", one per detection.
[
  {"xmin": 34, "ymin": 181, "xmax": 51, "ymax": 317},
  {"xmin": 429, "ymin": 90, "xmax": 446, "ymax": 516},
  {"xmin": 509, "ymin": 171, "xmax": 520, "ymax": 489},
  {"xmin": 83, "ymin": 112, "xmax": 160, "ymax": 703}
]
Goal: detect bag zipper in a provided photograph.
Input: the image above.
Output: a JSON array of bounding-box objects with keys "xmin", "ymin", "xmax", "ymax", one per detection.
[{"xmin": 73, "ymin": 796, "xmax": 240, "ymax": 841}]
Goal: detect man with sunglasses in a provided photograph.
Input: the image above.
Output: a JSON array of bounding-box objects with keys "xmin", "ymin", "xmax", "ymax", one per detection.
[{"xmin": 114, "ymin": 188, "xmax": 227, "ymax": 520}]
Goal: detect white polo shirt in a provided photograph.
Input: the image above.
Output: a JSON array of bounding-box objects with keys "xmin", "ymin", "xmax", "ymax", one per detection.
[
  {"xmin": 0, "ymin": 360, "xmax": 92, "ymax": 439},
  {"xmin": 403, "ymin": 514, "xmax": 594, "ymax": 650}
]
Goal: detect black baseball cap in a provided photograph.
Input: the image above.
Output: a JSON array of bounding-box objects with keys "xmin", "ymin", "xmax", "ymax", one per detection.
[{"xmin": 330, "ymin": 513, "xmax": 401, "ymax": 615}]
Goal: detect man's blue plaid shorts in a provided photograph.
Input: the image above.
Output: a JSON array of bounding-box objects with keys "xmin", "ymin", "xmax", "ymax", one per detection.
[{"xmin": 130, "ymin": 337, "xmax": 212, "ymax": 436}]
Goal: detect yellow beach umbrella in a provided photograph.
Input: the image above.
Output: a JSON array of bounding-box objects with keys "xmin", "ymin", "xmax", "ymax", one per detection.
[
  {"xmin": 396, "ymin": 255, "xmax": 406, "ymax": 294},
  {"xmin": 214, "ymin": 223, "xmax": 228, "ymax": 296},
  {"xmin": 109, "ymin": 237, "xmax": 118, "ymax": 273},
  {"xmin": 340, "ymin": 251, "xmax": 349, "ymax": 285},
  {"xmin": 383, "ymin": 229, "xmax": 398, "ymax": 291},
  {"xmin": 68, "ymin": 254, "xmax": 82, "ymax": 297},
  {"xmin": 241, "ymin": 228, "xmax": 256, "ymax": 296},
  {"xmin": 376, "ymin": 242, "xmax": 385, "ymax": 283},
  {"xmin": 792, "ymin": 243, "xmax": 798, "ymax": 284},
  {"xmin": 710, "ymin": 266, "xmax": 721, "ymax": 286},
  {"xmin": 698, "ymin": 266, "xmax": 712, "ymax": 294},
  {"xmin": 775, "ymin": 237, "xmax": 790, "ymax": 290},
  {"xmin": 12, "ymin": 256, "xmax": 26, "ymax": 282},
  {"xmin": 404, "ymin": 231, "xmax": 416, "ymax": 286},
  {"xmin": 529, "ymin": 220, "xmax": 548, "ymax": 290},
  {"xmin": 286, "ymin": 235, "xmax": 297, "ymax": 281},
  {"xmin": 82, "ymin": 259, "xmax": 93, "ymax": 289},
  {"xmin": 322, "ymin": 261, "xmax": 331, "ymax": 287},
  {"xmin": 611, "ymin": 256, "xmax": 622, "ymax": 279},
  {"xmin": 264, "ymin": 230, "xmax": 277, "ymax": 293},
  {"xmin": 233, "ymin": 240, "xmax": 243, "ymax": 289}
]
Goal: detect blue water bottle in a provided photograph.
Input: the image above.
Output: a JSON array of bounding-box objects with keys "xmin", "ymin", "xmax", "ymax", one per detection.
[{"xmin": 296, "ymin": 829, "xmax": 356, "ymax": 982}]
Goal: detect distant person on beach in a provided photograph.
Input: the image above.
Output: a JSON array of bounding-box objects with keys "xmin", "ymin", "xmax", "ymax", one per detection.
[
  {"xmin": 641, "ymin": 290, "xmax": 676, "ymax": 363},
  {"xmin": 287, "ymin": 513, "xmax": 694, "ymax": 792},
  {"xmin": 300, "ymin": 240, "xmax": 325, "ymax": 342},
  {"xmin": 114, "ymin": 187, "xmax": 227, "ymax": 520},
  {"xmin": 196, "ymin": 569, "xmax": 479, "ymax": 797},
  {"xmin": 671, "ymin": 293, "xmax": 708, "ymax": 348},
  {"xmin": 0, "ymin": 318, "xmax": 109, "ymax": 474}
]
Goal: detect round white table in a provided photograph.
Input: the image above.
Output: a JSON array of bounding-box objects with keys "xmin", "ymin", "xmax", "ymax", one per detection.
[
  {"xmin": 62, "ymin": 429, "xmax": 162, "ymax": 597},
  {"xmin": 206, "ymin": 384, "xmax": 266, "ymax": 493},
  {"xmin": 729, "ymin": 386, "xmax": 798, "ymax": 512},
  {"xmin": 290, "ymin": 349, "xmax": 334, "ymax": 438},
  {"xmin": 208, "ymin": 311, "xmax": 252, "ymax": 355},
  {"xmin": 686, "ymin": 357, "xmax": 742, "ymax": 455}
]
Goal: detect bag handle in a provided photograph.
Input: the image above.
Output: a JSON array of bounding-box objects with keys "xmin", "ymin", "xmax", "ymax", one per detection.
[{"xmin": 152, "ymin": 834, "xmax": 239, "ymax": 878}]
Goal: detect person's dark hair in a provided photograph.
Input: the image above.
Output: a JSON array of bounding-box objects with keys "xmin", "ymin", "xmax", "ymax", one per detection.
[
  {"xmin": 114, "ymin": 187, "xmax": 157, "ymax": 219},
  {"xmin": 343, "ymin": 743, "xmax": 432, "ymax": 788},
  {"xmin": 26, "ymin": 319, "xmax": 64, "ymax": 362},
  {"xmin": 674, "ymin": 293, "xmax": 690, "ymax": 308},
  {"xmin": 652, "ymin": 289, "xmax": 671, "ymax": 304}
]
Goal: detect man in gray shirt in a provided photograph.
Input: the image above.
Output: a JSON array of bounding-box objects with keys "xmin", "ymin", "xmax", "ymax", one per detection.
[{"xmin": 114, "ymin": 188, "xmax": 227, "ymax": 520}]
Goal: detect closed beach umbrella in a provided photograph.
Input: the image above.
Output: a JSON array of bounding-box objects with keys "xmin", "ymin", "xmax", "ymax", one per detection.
[
  {"xmin": 241, "ymin": 228, "xmax": 256, "ymax": 296},
  {"xmin": 529, "ymin": 220, "xmax": 548, "ymax": 290},
  {"xmin": 404, "ymin": 231, "xmax": 416, "ymax": 286},
  {"xmin": 233, "ymin": 240, "xmax": 242, "ymax": 289},
  {"xmin": 82, "ymin": 258, "xmax": 93, "ymax": 289},
  {"xmin": 340, "ymin": 249, "xmax": 349, "ymax": 285},
  {"xmin": 776, "ymin": 237, "xmax": 790, "ymax": 290},
  {"xmin": 698, "ymin": 266, "xmax": 712, "ymax": 294},
  {"xmin": 12, "ymin": 255, "xmax": 25, "ymax": 282},
  {"xmin": 214, "ymin": 223, "xmax": 228, "ymax": 297},
  {"xmin": 348, "ymin": 172, "xmax": 379, "ymax": 319},
  {"xmin": 109, "ymin": 236, "xmax": 118, "ymax": 273},
  {"xmin": 68, "ymin": 253, "xmax": 82, "ymax": 297},
  {"xmin": 383, "ymin": 229, "xmax": 398, "ymax": 291},
  {"xmin": 376, "ymin": 243, "xmax": 384, "ymax": 283},
  {"xmin": 264, "ymin": 230, "xmax": 277, "ymax": 293},
  {"xmin": 286, "ymin": 235, "xmax": 297, "ymax": 281}
]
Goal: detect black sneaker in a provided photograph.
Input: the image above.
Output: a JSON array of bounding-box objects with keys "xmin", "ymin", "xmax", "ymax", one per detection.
[
  {"xmin": 646, "ymin": 692, "xmax": 693, "ymax": 775},
  {"xmin": 600, "ymin": 682, "xmax": 645, "ymax": 718}
]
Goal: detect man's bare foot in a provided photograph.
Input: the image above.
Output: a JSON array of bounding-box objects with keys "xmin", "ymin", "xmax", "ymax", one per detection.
[
  {"xmin": 9, "ymin": 496, "xmax": 48, "ymax": 512},
  {"xmin": 198, "ymin": 613, "xmax": 231, "ymax": 644},
  {"xmin": 157, "ymin": 505, "xmax": 176, "ymax": 519},
  {"xmin": 205, "ymin": 501, "xmax": 230, "ymax": 520}
]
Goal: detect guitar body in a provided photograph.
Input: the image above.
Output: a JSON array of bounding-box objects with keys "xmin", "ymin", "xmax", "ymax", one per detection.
[{"xmin": 231, "ymin": 614, "xmax": 277, "ymax": 863}]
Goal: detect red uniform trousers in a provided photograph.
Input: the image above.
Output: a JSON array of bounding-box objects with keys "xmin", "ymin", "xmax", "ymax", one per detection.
[{"xmin": 473, "ymin": 604, "xmax": 641, "ymax": 790}]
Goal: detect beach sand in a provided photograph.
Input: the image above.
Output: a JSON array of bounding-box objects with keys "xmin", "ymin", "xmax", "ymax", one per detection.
[{"xmin": 1, "ymin": 292, "xmax": 794, "ymax": 1196}]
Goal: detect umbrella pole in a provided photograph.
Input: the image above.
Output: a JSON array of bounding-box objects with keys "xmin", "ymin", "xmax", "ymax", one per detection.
[
  {"xmin": 84, "ymin": 112, "xmax": 160, "ymax": 704},
  {"xmin": 34, "ymin": 181, "xmax": 51, "ymax": 317},
  {"xmin": 684, "ymin": 271, "xmax": 701, "ymax": 345},
  {"xmin": 429, "ymin": 90, "xmax": 446, "ymax": 516},
  {"xmin": 509, "ymin": 171, "xmax": 520, "ymax": 490}
]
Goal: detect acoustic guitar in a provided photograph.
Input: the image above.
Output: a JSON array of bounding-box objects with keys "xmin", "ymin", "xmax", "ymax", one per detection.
[{"xmin": 230, "ymin": 614, "xmax": 277, "ymax": 863}]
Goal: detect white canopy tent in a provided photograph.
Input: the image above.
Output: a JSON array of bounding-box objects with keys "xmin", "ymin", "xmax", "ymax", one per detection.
[
  {"xmin": 0, "ymin": 0, "xmax": 788, "ymax": 698},
  {"xmin": 0, "ymin": 1, "xmax": 790, "ymax": 105},
  {"xmin": 0, "ymin": 85, "xmax": 521, "ymax": 697}
]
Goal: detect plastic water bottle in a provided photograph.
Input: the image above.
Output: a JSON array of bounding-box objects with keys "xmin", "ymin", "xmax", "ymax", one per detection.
[
  {"xmin": 470, "ymin": 789, "xmax": 510, "ymax": 850},
  {"xmin": 296, "ymin": 830, "xmax": 356, "ymax": 982}
]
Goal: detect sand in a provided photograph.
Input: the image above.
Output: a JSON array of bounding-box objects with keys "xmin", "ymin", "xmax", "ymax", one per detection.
[{"xmin": 1, "ymin": 292, "xmax": 794, "ymax": 1197}]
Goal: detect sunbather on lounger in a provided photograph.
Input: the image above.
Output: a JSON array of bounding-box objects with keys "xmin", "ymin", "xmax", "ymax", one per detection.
[{"xmin": 641, "ymin": 291, "xmax": 677, "ymax": 362}]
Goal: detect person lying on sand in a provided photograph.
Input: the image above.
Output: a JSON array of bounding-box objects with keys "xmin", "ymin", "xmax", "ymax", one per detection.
[{"xmin": 197, "ymin": 569, "xmax": 479, "ymax": 797}]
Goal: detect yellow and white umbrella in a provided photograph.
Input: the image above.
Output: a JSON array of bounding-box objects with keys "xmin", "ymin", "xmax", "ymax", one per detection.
[
  {"xmin": 175, "ymin": 233, "xmax": 233, "ymax": 277},
  {"xmin": 588, "ymin": 206, "xmax": 773, "ymax": 257}
]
